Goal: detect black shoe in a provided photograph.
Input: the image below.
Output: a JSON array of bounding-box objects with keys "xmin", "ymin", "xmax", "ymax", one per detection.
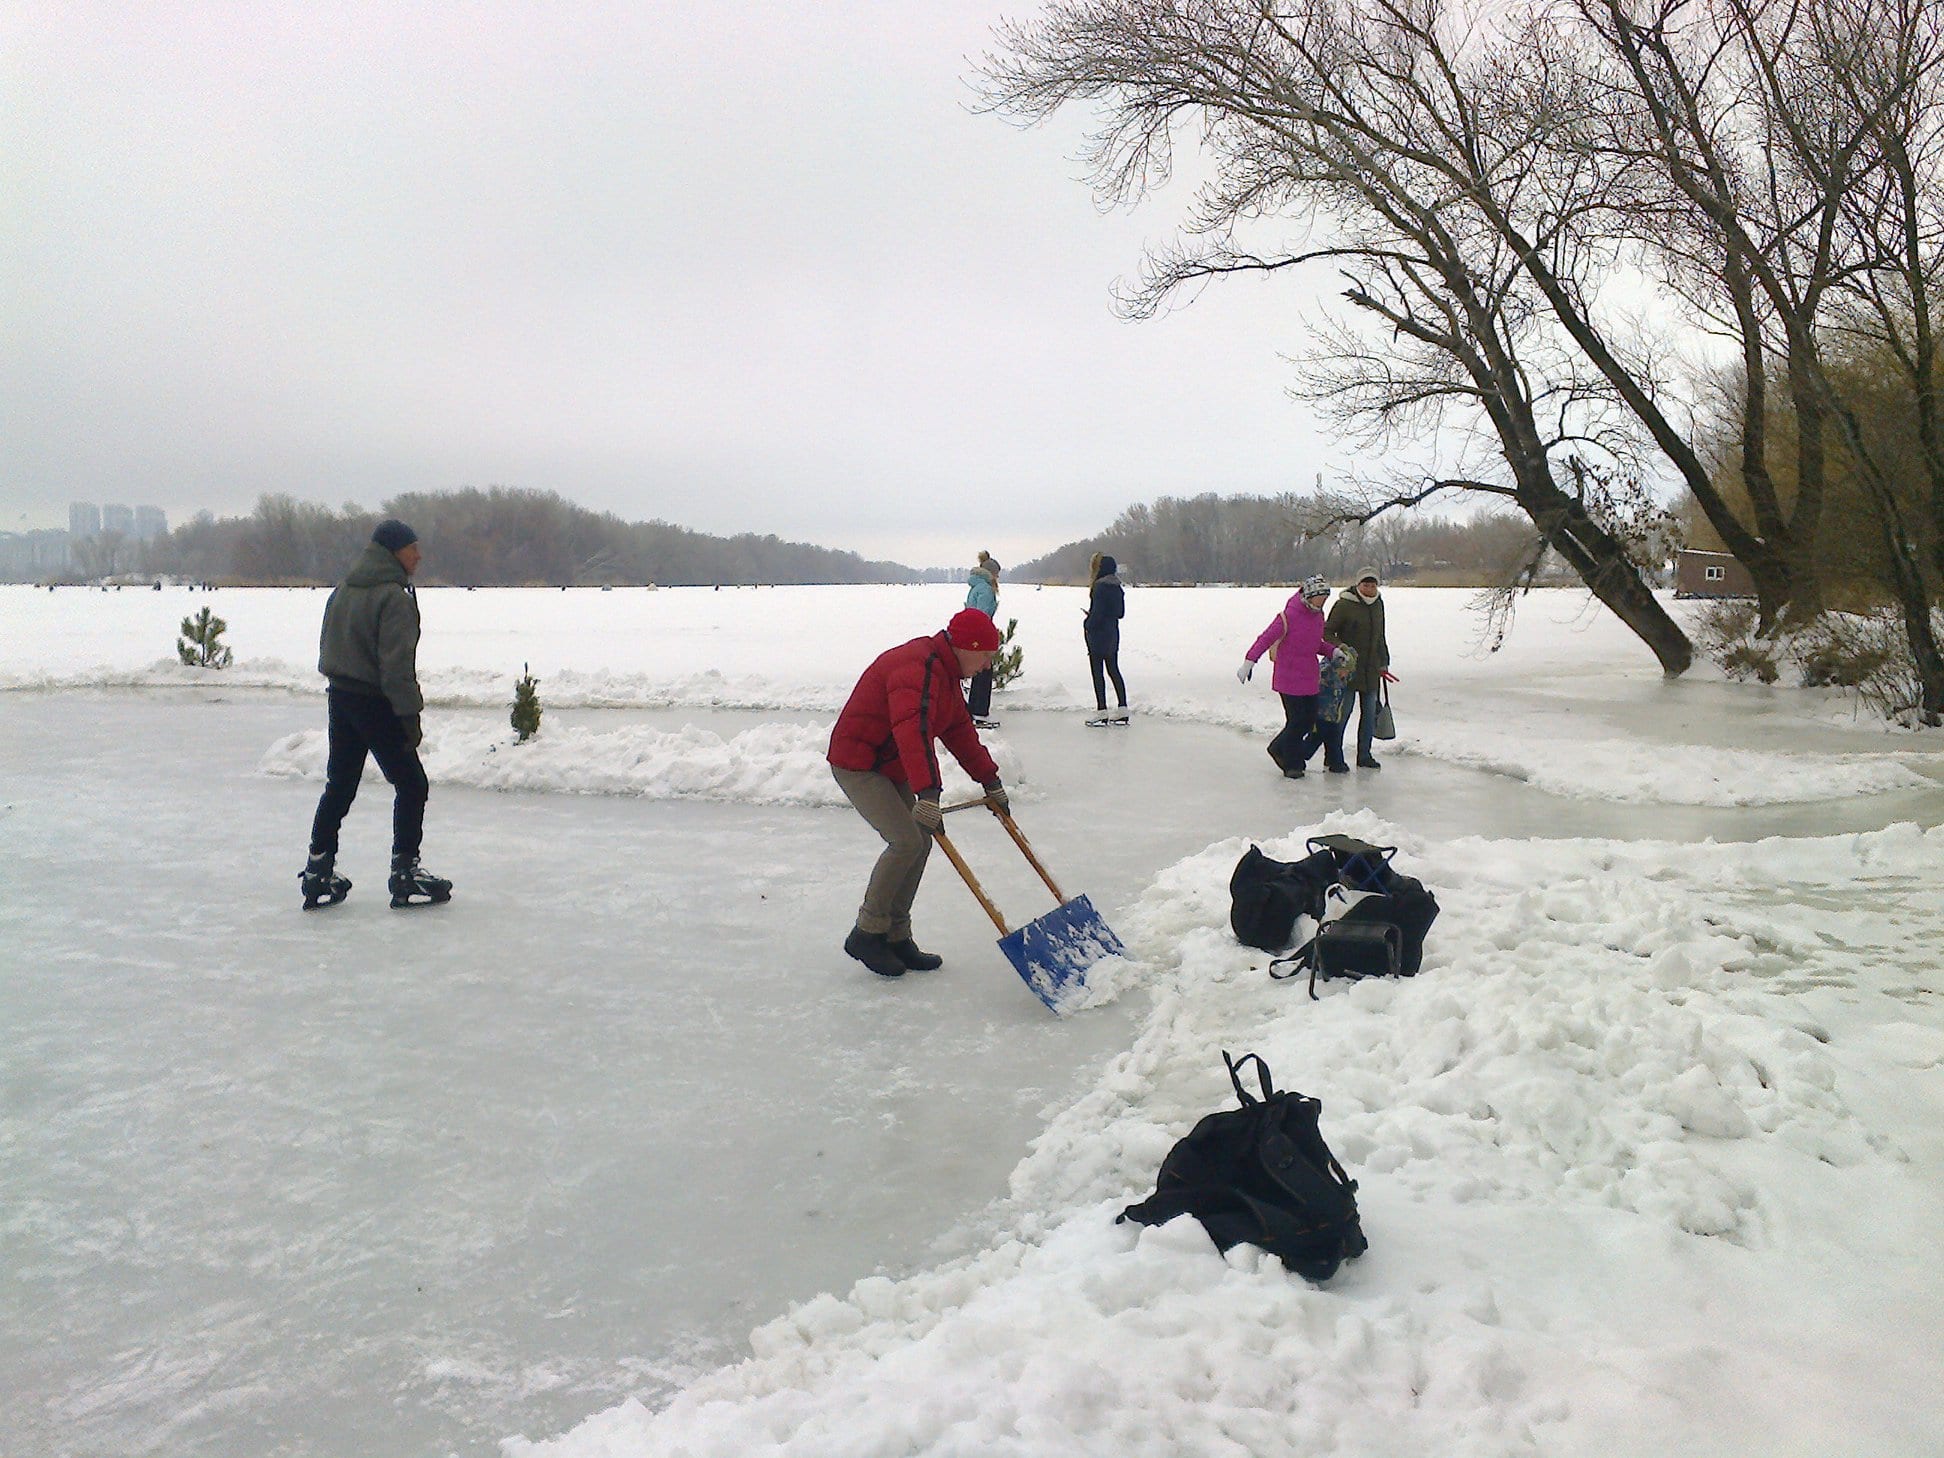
[
  {"xmin": 888, "ymin": 937, "xmax": 943, "ymax": 971},
  {"xmin": 844, "ymin": 926, "xmax": 907, "ymax": 978},
  {"xmin": 1282, "ymin": 765, "xmax": 1306, "ymax": 779},
  {"xmin": 388, "ymin": 857, "xmax": 453, "ymax": 908},
  {"xmin": 1356, "ymin": 754, "xmax": 1382, "ymax": 769},
  {"xmin": 299, "ymin": 853, "xmax": 350, "ymax": 910},
  {"xmin": 1326, "ymin": 760, "xmax": 1351, "ymax": 774}
]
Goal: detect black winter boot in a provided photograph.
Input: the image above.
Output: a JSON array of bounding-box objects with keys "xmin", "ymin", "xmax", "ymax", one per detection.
[
  {"xmin": 888, "ymin": 937, "xmax": 943, "ymax": 972},
  {"xmin": 299, "ymin": 853, "xmax": 351, "ymax": 910},
  {"xmin": 388, "ymin": 856, "xmax": 453, "ymax": 908},
  {"xmin": 844, "ymin": 927, "xmax": 907, "ymax": 978}
]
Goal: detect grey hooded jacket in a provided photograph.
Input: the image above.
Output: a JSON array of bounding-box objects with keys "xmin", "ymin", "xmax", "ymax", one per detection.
[{"xmin": 318, "ymin": 543, "xmax": 423, "ymax": 716}]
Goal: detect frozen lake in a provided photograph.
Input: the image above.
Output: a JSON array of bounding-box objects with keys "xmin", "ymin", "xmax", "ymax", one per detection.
[{"xmin": 4, "ymin": 584, "xmax": 1940, "ymax": 1457}]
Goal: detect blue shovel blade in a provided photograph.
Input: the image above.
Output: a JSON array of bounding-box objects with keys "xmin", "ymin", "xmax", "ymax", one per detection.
[{"xmin": 997, "ymin": 893, "xmax": 1127, "ymax": 1013}]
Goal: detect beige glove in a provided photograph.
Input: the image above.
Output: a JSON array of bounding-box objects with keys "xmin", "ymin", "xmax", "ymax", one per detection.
[
  {"xmin": 912, "ymin": 795, "xmax": 944, "ymax": 835},
  {"xmin": 982, "ymin": 780, "xmax": 1010, "ymax": 816}
]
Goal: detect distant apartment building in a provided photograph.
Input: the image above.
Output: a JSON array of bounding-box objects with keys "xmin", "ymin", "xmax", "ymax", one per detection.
[
  {"xmin": 66, "ymin": 501, "xmax": 167, "ymax": 542},
  {"xmin": 0, "ymin": 529, "xmax": 73, "ymax": 581}
]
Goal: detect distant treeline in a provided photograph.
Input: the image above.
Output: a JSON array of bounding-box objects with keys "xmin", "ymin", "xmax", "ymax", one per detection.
[
  {"xmin": 1015, "ymin": 492, "xmax": 1550, "ymax": 586},
  {"xmin": 138, "ymin": 488, "xmax": 926, "ymax": 586}
]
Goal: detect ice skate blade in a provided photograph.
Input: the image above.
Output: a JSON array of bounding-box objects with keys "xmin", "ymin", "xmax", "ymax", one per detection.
[
  {"xmin": 301, "ymin": 890, "xmax": 349, "ymax": 910},
  {"xmin": 389, "ymin": 889, "xmax": 452, "ymax": 909}
]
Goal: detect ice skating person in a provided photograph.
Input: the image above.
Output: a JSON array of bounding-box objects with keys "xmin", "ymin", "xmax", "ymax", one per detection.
[
  {"xmin": 1237, "ymin": 574, "xmax": 1339, "ymax": 777},
  {"xmin": 827, "ymin": 607, "xmax": 1010, "ymax": 979},
  {"xmin": 1325, "ymin": 566, "xmax": 1399, "ymax": 769},
  {"xmin": 1083, "ymin": 552, "xmax": 1128, "ymax": 723},
  {"xmin": 300, "ymin": 519, "xmax": 451, "ymax": 910},
  {"xmin": 964, "ymin": 552, "xmax": 1002, "ymax": 727}
]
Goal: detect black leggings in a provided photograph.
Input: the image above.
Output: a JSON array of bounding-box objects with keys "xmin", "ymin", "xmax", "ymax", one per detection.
[
  {"xmin": 1268, "ymin": 692, "xmax": 1319, "ymax": 769},
  {"xmin": 1086, "ymin": 633, "xmax": 1126, "ymax": 710},
  {"xmin": 309, "ymin": 689, "xmax": 429, "ymax": 862},
  {"xmin": 967, "ymin": 667, "xmax": 994, "ymax": 718}
]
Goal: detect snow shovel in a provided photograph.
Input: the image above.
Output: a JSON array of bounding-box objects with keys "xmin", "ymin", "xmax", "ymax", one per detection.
[{"xmin": 933, "ymin": 799, "xmax": 1127, "ymax": 1013}]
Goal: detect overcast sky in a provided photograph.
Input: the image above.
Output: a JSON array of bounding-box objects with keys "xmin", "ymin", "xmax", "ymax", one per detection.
[{"xmin": 1, "ymin": 2, "xmax": 1344, "ymax": 568}]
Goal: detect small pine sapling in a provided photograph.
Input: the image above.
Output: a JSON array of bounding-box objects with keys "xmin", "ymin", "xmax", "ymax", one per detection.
[
  {"xmin": 511, "ymin": 662, "xmax": 542, "ymax": 742},
  {"xmin": 176, "ymin": 606, "xmax": 233, "ymax": 668},
  {"xmin": 991, "ymin": 616, "xmax": 1024, "ymax": 690}
]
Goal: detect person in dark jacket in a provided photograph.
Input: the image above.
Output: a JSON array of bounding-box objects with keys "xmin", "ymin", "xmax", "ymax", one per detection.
[
  {"xmin": 1324, "ymin": 567, "xmax": 1399, "ymax": 769},
  {"xmin": 1083, "ymin": 552, "xmax": 1128, "ymax": 721},
  {"xmin": 964, "ymin": 552, "xmax": 1001, "ymax": 725},
  {"xmin": 299, "ymin": 520, "xmax": 451, "ymax": 910},
  {"xmin": 827, "ymin": 608, "xmax": 1009, "ymax": 979}
]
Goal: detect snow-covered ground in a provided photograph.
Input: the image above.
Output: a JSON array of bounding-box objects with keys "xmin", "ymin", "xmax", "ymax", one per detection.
[{"xmin": 2, "ymin": 582, "xmax": 1941, "ymax": 1458}]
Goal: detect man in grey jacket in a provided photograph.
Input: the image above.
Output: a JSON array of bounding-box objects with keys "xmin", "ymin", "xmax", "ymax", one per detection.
[{"xmin": 299, "ymin": 519, "xmax": 452, "ymax": 909}]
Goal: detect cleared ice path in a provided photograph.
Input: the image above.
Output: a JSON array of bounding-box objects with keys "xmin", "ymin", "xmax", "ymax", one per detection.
[{"xmin": 3, "ymin": 691, "xmax": 1938, "ymax": 1458}]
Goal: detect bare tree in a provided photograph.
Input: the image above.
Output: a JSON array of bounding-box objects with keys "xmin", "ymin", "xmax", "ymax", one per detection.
[
  {"xmin": 981, "ymin": 0, "xmax": 1694, "ymax": 670},
  {"xmin": 1810, "ymin": 0, "xmax": 1944, "ymax": 716}
]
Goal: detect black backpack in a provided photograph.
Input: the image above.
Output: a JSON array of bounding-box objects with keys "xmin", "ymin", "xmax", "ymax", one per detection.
[
  {"xmin": 1119, "ymin": 1052, "xmax": 1367, "ymax": 1282},
  {"xmin": 1228, "ymin": 843, "xmax": 1338, "ymax": 951}
]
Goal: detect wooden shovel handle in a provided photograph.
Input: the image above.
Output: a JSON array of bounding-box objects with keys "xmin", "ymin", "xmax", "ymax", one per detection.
[
  {"xmin": 938, "ymin": 798, "xmax": 1069, "ymax": 906},
  {"xmin": 995, "ymin": 812, "xmax": 1067, "ymax": 904},
  {"xmin": 932, "ymin": 829, "xmax": 1011, "ymax": 936}
]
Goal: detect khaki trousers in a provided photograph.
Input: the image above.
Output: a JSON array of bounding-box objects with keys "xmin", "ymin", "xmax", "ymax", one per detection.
[{"xmin": 832, "ymin": 765, "xmax": 930, "ymax": 939}]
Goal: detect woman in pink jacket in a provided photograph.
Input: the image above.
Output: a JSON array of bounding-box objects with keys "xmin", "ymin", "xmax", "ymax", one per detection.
[{"xmin": 1237, "ymin": 575, "xmax": 1340, "ymax": 777}]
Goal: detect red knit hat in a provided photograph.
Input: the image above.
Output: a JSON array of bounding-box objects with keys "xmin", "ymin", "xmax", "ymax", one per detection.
[{"xmin": 947, "ymin": 607, "xmax": 1001, "ymax": 652}]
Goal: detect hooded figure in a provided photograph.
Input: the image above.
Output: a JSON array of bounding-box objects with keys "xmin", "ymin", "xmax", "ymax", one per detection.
[
  {"xmin": 1083, "ymin": 553, "xmax": 1128, "ymax": 719},
  {"xmin": 964, "ymin": 553, "xmax": 1002, "ymax": 721},
  {"xmin": 965, "ymin": 552, "xmax": 1000, "ymax": 616},
  {"xmin": 300, "ymin": 521, "xmax": 452, "ymax": 910}
]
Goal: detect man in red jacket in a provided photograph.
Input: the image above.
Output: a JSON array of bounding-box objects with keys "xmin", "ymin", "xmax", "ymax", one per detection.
[{"xmin": 828, "ymin": 608, "xmax": 1010, "ymax": 978}]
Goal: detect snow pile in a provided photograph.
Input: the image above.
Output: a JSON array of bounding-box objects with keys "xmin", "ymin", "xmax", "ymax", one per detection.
[
  {"xmin": 259, "ymin": 720, "xmax": 1026, "ymax": 808},
  {"xmin": 509, "ymin": 813, "xmax": 1944, "ymax": 1457},
  {"xmin": 1362, "ymin": 722, "xmax": 1933, "ymax": 807}
]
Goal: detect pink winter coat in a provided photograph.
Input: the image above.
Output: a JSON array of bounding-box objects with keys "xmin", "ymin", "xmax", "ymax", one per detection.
[{"xmin": 1245, "ymin": 594, "xmax": 1337, "ymax": 695}]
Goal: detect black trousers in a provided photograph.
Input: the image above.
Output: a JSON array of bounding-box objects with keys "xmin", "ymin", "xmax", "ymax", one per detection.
[
  {"xmin": 967, "ymin": 667, "xmax": 994, "ymax": 719},
  {"xmin": 308, "ymin": 688, "xmax": 428, "ymax": 862},
  {"xmin": 1268, "ymin": 692, "xmax": 1319, "ymax": 769},
  {"xmin": 1086, "ymin": 630, "xmax": 1126, "ymax": 710}
]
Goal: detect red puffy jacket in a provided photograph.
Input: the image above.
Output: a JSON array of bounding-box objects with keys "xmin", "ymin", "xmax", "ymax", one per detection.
[{"xmin": 828, "ymin": 632, "xmax": 999, "ymax": 794}]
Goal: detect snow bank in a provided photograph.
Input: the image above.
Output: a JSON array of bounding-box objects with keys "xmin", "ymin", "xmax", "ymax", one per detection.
[
  {"xmin": 258, "ymin": 720, "xmax": 1027, "ymax": 808},
  {"xmin": 508, "ymin": 813, "xmax": 1944, "ymax": 1458},
  {"xmin": 10, "ymin": 584, "xmax": 1920, "ymax": 809}
]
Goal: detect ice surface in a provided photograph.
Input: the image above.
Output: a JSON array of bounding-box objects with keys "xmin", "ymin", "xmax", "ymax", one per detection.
[{"xmin": 3, "ymin": 583, "xmax": 1942, "ymax": 1458}]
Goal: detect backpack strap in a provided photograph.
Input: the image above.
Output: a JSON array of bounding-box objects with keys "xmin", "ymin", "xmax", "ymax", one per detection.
[
  {"xmin": 1267, "ymin": 934, "xmax": 1315, "ymax": 983},
  {"xmin": 1223, "ymin": 1050, "xmax": 1275, "ymax": 1105}
]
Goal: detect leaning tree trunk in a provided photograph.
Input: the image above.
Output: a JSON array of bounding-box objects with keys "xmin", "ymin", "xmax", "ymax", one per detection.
[{"xmin": 1521, "ymin": 486, "xmax": 1696, "ymax": 676}]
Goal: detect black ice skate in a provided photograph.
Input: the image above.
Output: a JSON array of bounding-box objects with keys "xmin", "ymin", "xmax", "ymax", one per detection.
[
  {"xmin": 299, "ymin": 853, "xmax": 351, "ymax": 910},
  {"xmin": 388, "ymin": 856, "xmax": 453, "ymax": 909},
  {"xmin": 973, "ymin": 717, "xmax": 1001, "ymax": 730}
]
